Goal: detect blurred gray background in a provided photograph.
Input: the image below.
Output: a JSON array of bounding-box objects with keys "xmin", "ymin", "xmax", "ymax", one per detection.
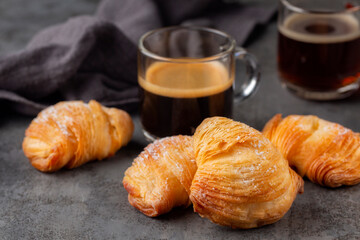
[{"xmin": 0, "ymin": 0, "xmax": 100, "ymax": 56}]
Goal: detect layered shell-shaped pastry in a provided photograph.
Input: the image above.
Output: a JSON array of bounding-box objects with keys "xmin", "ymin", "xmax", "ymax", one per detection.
[
  {"xmin": 263, "ymin": 114, "xmax": 360, "ymax": 187},
  {"xmin": 190, "ymin": 117, "xmax": 303, "ymax": 229}
]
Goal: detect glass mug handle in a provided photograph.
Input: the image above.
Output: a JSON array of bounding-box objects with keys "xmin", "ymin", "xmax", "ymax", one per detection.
[{"xmin": 233, "ymin": 47, "xmax": 260, "ymax": 101}]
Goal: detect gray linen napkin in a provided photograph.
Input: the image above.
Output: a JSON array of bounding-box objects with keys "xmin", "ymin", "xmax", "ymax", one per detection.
[{"xmin": 0, "ymin": 0, "xmax": 275, "ymax": 115}]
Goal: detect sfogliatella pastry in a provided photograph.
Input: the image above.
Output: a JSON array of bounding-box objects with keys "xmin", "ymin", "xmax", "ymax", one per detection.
[
  {"xmin": 263, "ymin": 114, "xmax": 360, "ymax": 187},
  {"xmin": 123, "ymin": 135, "xmax": 196, "ymax": 217},
  {"xmin": 23, "ymin": 100, "xmax": 134, "ymax": 172},
  {"xmin": 190, "ymin": 117, "xmax": 303, "ymax": 229}
]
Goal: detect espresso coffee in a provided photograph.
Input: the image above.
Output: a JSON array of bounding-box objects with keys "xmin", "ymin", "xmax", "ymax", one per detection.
[
  {"xmin": 278, "ymin": 14, "xmax": 360, "ymax": 91},
  {"xmin": 139, "ymin": 61, "xmax": 233, "ymax": 138}
]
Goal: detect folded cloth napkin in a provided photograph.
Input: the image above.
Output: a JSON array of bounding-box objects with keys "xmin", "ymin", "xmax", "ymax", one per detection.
[{"xmin": 0, "ymin": 0, "xmax": 275, "ymax": 115}]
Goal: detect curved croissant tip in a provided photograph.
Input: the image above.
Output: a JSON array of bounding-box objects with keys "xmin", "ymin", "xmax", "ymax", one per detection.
[
  {"xmin": 118, "ymin": 110, "xmax": 134, "ymax": 145},
  {"xmin": 320, "ymin": 172, "xmax": 360, "ymax": 188},
  {"xmin": 128, "ymin": 196, "xmax": 162, "ymax": 218},
  {"xmin": 23, "ymin": 137, "xmax": 63, "ymax": 172},
  {"xmin": 103, "ymin": 107, "xmax": 134, "ymax": 146},
  {"xmin": 124, "ymin": 180, "xmax": 165, "ymax": 217},
  {"xmin": 31, "ymin": 154, "xmax": 60, "ymax": 173}
]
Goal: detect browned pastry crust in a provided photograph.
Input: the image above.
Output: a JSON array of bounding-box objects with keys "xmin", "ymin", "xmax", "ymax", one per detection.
[
  {"xmin": 123, "ymin": 135, "xmax": 196, "ymax": 217},
  {"xmin": 263, "ymin": 114, "xmax": 360, "ymax": 187},
  {"xmin": 190, "ymin": 117, "xmax": 303, "ymax": 229},
  {"xmin": 23, "ymin": 100, "xmax": 134, "ymax": 172}
]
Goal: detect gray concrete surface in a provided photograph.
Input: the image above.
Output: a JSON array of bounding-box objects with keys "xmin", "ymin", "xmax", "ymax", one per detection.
[{"xmin": 1, "ymin": 0, "xmax": 360, "ymax": 239}]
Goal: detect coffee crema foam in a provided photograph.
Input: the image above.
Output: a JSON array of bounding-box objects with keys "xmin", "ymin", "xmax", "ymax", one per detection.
[
  {"xmin": 279, "ymin": 13, "xmax": 360, "ymax": 44},
  {"xmin": 139, "ymin": 61, "xmax": 233, "ymax": 98}
]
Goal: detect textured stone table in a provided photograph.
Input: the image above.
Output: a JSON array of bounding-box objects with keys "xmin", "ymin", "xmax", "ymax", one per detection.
[{"xmin": 1, "ymin": 0, "xmax": 359, "ymax": 239}]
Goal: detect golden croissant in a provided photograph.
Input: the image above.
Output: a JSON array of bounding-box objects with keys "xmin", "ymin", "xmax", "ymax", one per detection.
[
  {"xmin": 123, "ymin": 135, "xmax": 196, "ymax": 217},
  {"xmin": 23, "ymin": 100, "xmax": 134, "ymax": 172},
  {"xmin": 190, "ymin": 117, "xmax": 303, "ymax": 229},
  {"xmin": 263, "ymin": 114, "xmax": 360, "ymax": 187}
]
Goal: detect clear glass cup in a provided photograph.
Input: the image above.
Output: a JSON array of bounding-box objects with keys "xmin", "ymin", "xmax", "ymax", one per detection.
[
  {"xmin": 278, "ymin": 0, "xmax": 360, "ymax": 100},
  {"xmin": 138, "ymin": 26, "xmax": 260, "ymax": 141}
]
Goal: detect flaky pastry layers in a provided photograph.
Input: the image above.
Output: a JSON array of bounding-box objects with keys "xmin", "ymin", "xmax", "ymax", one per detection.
[
  {"xmin": 23, "ymin": 100, "xmax": 134, "ymax": 172},
  {"xmin": 190, "ymin": 117, "xmax": 303, "ymax": 229},
  {"xmin": 123, "ymin": 135, "xmax": 197, "ymax": 217},
  {"xmin": 263, "ymin": 114, "xmax": 360, "ymax": 187}
]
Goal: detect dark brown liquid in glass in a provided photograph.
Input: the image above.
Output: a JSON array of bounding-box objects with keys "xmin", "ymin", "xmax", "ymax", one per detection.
[
  {"xmin": 278, "ymin": 14, "xmax": 360, "ymax": 91},
  {"xmin": 140, "ymin": 87, "xmax": 233, "ymax": 137},
  {"xmin": 139, "ymin": 61, "xmax": 233, "ymax": 138}
]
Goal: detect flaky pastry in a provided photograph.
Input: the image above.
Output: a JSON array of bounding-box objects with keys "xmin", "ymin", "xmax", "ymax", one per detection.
[
  {"xmin": 263, "ymin": 114, "xmax": 360, "ymax": 187},
  {"xmin": 123, "ymin": 135, "xmax": 196, "ymax": 217},
  {"xmin": 23, "ymin": 100, "xmax": 133, "ymax": 172},
  {"xmin": 190, "ymin": 117, "xmax": 303, "ymax": 229}
]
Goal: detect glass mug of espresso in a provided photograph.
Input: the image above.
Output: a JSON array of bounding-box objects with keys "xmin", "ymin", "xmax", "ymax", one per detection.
[
  {"xmin": 138, "ymin": 26, "xmax": 260, "ymax": 141},
  {"xmin": 278, "ymin": 0, "xmax": 360, "ymax": 100}
]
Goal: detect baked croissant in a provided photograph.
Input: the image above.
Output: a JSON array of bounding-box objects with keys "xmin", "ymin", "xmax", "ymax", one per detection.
[
  {"xmin": 190, "ymin": 117, "xmax": 303, "ymax": 229},
  {"xmin": 263, "ymin": 114, "xmax": 360, "ymax": 187},
  {"xmin": 123, "ymin": 135, "xmax": 196, "ymax": 217},
  {"xmin": 23, "ymin": 100, "xmax": 134, "ymax": 172}
]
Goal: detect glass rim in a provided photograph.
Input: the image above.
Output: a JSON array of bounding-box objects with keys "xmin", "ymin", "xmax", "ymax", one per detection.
[
  {"xmin": 138, "ymin": 26, "xmax": 236, "ymax": 63},
  {"xmin": 280, "ymin": 0, "xmax": 360, "ymax": 14}
]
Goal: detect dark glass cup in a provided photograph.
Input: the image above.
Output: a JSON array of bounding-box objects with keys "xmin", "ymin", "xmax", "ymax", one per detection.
[
  {"xmin": 138, "ymin": 26, "xmax": 260, "ymax": 141},
  {"xmin": 278, "ymin": 0, "xmax": 360, "ymax": 100}
]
